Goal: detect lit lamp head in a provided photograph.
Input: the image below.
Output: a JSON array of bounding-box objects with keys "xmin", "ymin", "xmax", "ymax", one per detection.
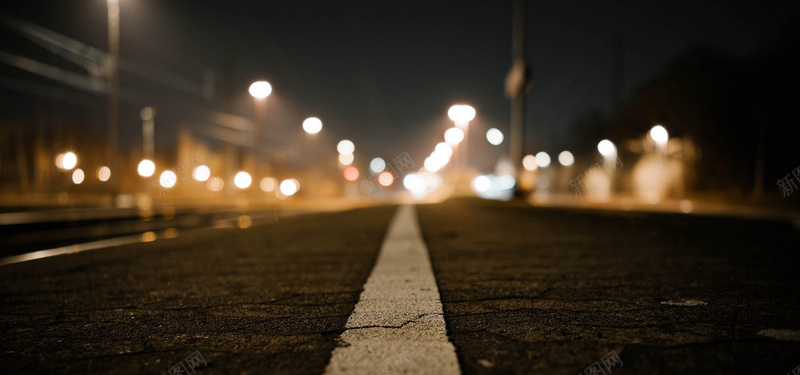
[
  {"xmin": 597, "ymin": 139, "xmax": 616, "ymax": 157},
  {"xmin": 649, "ymin": 125, "xmax": 669, "ymax": 145},
  {"xmin": 248, "ymin": 81, "xmax": 272, "ymax": 99},
  {"xmin": 448, "ymin": 104, "xmax": 475, "ymax": 128},
  {"xmin": 303, "ymin": 117, "xmax": 323, "ymax": 134}
]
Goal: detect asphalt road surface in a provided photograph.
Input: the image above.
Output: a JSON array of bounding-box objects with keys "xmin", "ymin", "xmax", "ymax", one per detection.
[{"xmin": 1, "ymin": 198, "xmax": 799, "ymax": 374}]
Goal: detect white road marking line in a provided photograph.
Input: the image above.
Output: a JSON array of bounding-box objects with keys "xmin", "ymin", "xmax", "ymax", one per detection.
[{"xmin": 324, "ymin": 205, "xmax": 460, "ymax": 375}]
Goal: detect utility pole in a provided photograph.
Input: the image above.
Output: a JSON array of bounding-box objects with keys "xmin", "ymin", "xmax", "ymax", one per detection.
[
  {"xmin": 505, "ymin": 0, "xmax": 530, "ymax": 194},
  {"xmin": 107, "ymin": 0, "xmax": 120, "ymax": 200},
  {"xmin": 611, "ymin": 37, "xmax": 624, "ymax": 115}
]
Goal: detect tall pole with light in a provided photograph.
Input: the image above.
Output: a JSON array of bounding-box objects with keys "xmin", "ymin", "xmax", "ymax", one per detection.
[
  {"xmin": 447, "ymin": 104, "xmax": 475, "ymax": 172},
  {"xmin": 107, "ymin": 0, "xmax": 120, "ymax": 199},
  {"xmin": 506, "ymin": 0, "xmax": 530, "ymax": 194},
  {"xmin": 248, "ymin": 80, "xmax": 272, "ymax": 144}
]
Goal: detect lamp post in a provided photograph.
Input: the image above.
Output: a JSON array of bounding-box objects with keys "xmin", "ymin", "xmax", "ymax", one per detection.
[
  {"xmin": 107, "ymin": 0, "xmax": 120, "ymax": 199},
  {"xmin": 447, "ymin": 104, "xmax": 475, "ymax": 172},
  {"xmin": 248, "ymin": 80, "xmax": 272, "ymax": 143}
]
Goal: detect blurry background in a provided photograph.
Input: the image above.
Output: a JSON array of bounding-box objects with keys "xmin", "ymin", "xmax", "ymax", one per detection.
[{"xmin": 1, "ymin": 0, "xmax": 799, "ymax": 208}]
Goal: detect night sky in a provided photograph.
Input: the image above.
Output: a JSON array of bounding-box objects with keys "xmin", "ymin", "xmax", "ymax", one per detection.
[{"xmin": 1, "ymin": 0, "xmax": 796, "ymax": 171}]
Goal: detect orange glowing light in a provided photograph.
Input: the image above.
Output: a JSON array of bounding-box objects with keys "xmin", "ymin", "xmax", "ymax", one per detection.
[
  {"xmin": 377, "ymin": 171, "xmax": 394, "ymax": 187},
  {"xmin": 344, "ymin": 166, "xmax": 360, "ymax": 181}
]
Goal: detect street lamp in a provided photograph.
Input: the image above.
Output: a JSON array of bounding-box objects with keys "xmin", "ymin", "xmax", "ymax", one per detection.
[
  {"xmin": 597, "ymin": 139, "xmax": 618, "ymax": 187},
  {"xmin": 448, "ymin": 104, "xmax": 476, "ymax": 127},
  {"xmin": 137, "ymin": 159, "xmax": 156, "ymax": 177},
  {"xmin": 303, "ymin": 117, "xmax": 322, "ymax": 134},
  {"xmin": 234, "ymin": 171, "xmax": 252, "ymax": 189},
  {"xmin": 337, "ymin": 140, "xmax": 355, "ymax": 155},
  {"xmin": 448, "ymin": 104, "xmax": 475, "ymax": 172},
  {"xmin": 248, "ymin": 81, "xmax": 272, "ymax": 99},
  {"xmin": 58, "ymin": 152, "xmax": 78, "ymax": 170},
  {"xmin": 249, "ymin": 80, "xmax": 272, "ymax": 146},
  {"xmin": 649, "ymin": 125, "xmax": 668, "ymax": 145},
  {"xmin": 107, "ymin": 0, "xmax": 120, "ymax": 196},
  {"xmin": 444, "ymin": 127, "xmax": 464, "ymax": 145}
]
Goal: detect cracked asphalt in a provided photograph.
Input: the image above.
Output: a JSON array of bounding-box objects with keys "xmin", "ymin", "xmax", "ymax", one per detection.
[
  {"xmin": 0, "ymin": 206, "xmax": 396, "ymax": 374},
  {"xmin": 418, "ymin": 198, "xmax": 800, "ymax": 374},
  {"xmin": 1, "ymin": 198, "xmax": 799, "ymax": 374}
]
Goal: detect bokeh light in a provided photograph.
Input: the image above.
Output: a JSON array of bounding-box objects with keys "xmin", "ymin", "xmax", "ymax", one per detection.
[
  {"xmin": 234, "ymin": 171, "xmax": 252, "ymax": 189},
  {"xmin": 370, "ymin": 157, "xmax": 386, "ymax": 174},
  {"xmin": 260, "ymin": 177, "xmax": 277, "ymax": 192},
  {"xmin": 522, "ymin": 154, "xmax": 537, "ymax": 171},
  {"xmin": 486, "ymin": 128, "xmax": 504, "ymax": 145},
  {"xmin": 159, "ymin": 170, "xmax": 177, "ymax": 188},
  {"xmin": 344, "ymin": 166, "xmax": 360, "ymax": 181},
  {"xmin": 338, "ymin": 153, "xmax": 354, "ymax": 165},
  {"xmin": 448, "ymin": 104, "xmax": 476, "ymax": 125},
  {"xmin": 303, "ymin": 117, "xmax": 323, "ymax": 134},
  {"xmin": 558, "ymin": 151, "xmax": 575, "ymax": 166},
  {"xmin": 207, "ymin": 177, "xmax": 224, "ymax": 192},
  {"xmin": 61, "ymin": 152, "xmax": 77, "ymax": 170},
  {"xmin": 193, "ymin": 165, "xmax": 210, "ymax": 182},
  {"xmin": 337, "ymin": 140, "xmax": 355, "ymax": 155},
  {"xmin": 378, "ymin": 171, "xmax": 394, "ymax": 187},
  {"xmin": 280, "ymin": 179, "xmax": 299, "ymax": 196},
  {"xmin": 535, "ymin": 152, "xmax": 551, "ymax": 168},
  {"xmin": 71, "ymin": 168, "xmax": 85, "ymax": 184},
  {"xmin": 472, "ymin": 175, "xmax": 491, "ymax": 193},
  {"xmin": 444, "ymin": 127, "xmax": 464, "ymax": 145},
  {"xmin": 248, "ymin": 81, "xmax": 272, "ymax": 99},
  {"xmin": 649, "ymin": 125, "xmax": 668, "ymax": 145},
  {"xmin": 138, "ymin": 159, "xmax": 155, "ymax": 177},
  {"xmin": 598, "ymin": 139, "xmax": 616, "ymax": 156},
  {"xmin": 97, "ymin": 166, "xmax": 111, "ymax": 182}
]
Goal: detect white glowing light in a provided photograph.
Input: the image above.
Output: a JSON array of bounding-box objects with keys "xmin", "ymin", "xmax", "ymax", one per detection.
[
  {"xmin": 337, "ymin": 140, "xmax": 355, "ymax": 155},
  {"xmin": 97, "ymin": 166, "xmax": 111, "ymax": 182},
  {"xmin": 234, "ymin": 171, "xmax": 252, "ymax": 189},
  {"xmin": 338, "ymin": 153, "xmax": 354, "ymax": 165},
  {"xmin": 159, "ymin": 170, "xmax": 177, "ymax": 188},
  {"xmin": 260, "ymin": 177, "xmax": 277, "ymax": 192},
  {"xmin": 486, "ymin": 128, "xmax": 504, "ymax": 145},
  {"xmin": 280, "ymin": 179, "xmax": 299, "ymax": 196},
  {"xmin": 61, "ymin": 152, "xmax": 77, "ymax": 170},
  {"xmin": 403, "ymin": 173, "xmax": 425, "ymax": 192},
  {"xmin": 72, "ymin": 168, "xmax": 85, "ymax": 184},
  {"xmin": 498, "ymin": 175, "xmax": 516, "ymax": 190},
  {"xmin": 558, "ymin": 151, "xmax": 575, "ymax": 167},
  {"xmin": 472, "ymin": 175, "xmax": 492, "ymax": 193},
  {"xmin": 649, "ymin": 125, "xmax": 668, "ymax": 145},
  {"xmin": 444, "ymin": 127, "xmax": 464, "ymax": 145},
  {"xmin": 370, "ymin": 157, "xmax": 386, "ymax": 174},
  {"xmin": 193, "ymin": 165, "xmax": 210, "ymax": 182},
  {"xmin": 248, "ymin": 81, "xmax": 272, "ymax": 99},
  {"xmin": 535, "ymin": 152, "xmax": 551, "ymax": 168},
  {"xmin": 424, "ymin": 157, "xmax": 441, "ymax": 172},
  {"xmin": 448, "ymin": 104, "xmax": 476, "ymax": 125},
  {"xmin": 435, "ymin": 142, "xmax": 453, "ymax": 157},
  {"xmin": 598, "ymin": 139, "xmax": 616, "ymax": 157},
  {"xmin": 303, "ymin": 117, "xmax": 323, "ymax": 134},
  {"xmin": 137, "ymin": 159, "xmax": 156, "ymax": 177}
]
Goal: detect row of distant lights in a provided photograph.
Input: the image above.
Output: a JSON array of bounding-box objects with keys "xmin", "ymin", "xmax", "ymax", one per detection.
[
  {"xmin": 252, "ymin": 82, "xmax": 368, "ymax": 187},
  {"xmin": 136, "ymin": 160, "xmax": 299, "ymax": 196},
  {"xmin": 55, "ymin": 152, "xmax": 109, "ymax": 185},
  {"xmin": 520, "ymin": 125, "xmax": 669, "ymax": 171}
]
